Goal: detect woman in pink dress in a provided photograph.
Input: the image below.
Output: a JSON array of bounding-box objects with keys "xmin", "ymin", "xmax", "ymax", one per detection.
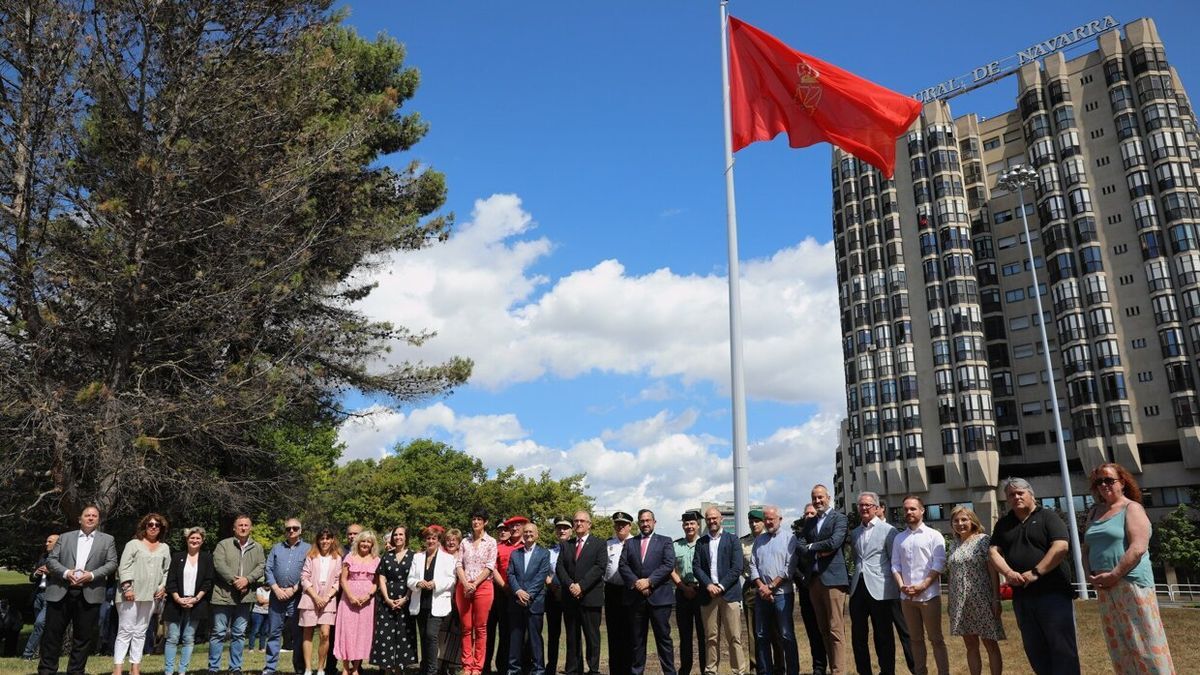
[{"xmin": 333, "ymin": 529, "xmax": 380, "ymax": 675}]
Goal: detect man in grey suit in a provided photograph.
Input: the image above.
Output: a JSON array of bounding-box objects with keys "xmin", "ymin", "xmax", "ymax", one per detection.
[
  {"xmin": 849, "ymin": 491, "xmax": 903, "ymax": 675},
  {"xmin": 798, "ymin": 485, "xmax": 849, "ymax": 675},
  {"xmin": 38, "ymin": 504, "xmax": 119, "ymax": 675}
]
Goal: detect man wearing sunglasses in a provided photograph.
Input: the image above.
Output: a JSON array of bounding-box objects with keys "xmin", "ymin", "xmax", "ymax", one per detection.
[{"xmin": 264, "ymin": 519, "xmax": 311, "ymax": 675}]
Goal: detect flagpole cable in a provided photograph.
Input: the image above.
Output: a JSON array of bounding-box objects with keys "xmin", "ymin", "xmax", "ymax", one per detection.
[{"xmin": 719, "ymin": 0, "xmax": 751, "ymax": 538}]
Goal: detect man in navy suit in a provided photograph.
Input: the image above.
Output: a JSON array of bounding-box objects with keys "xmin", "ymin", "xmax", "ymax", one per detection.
[
  {"xmin": 508, "ymin": 522, "xmax": 552, "ymax": 675},
  {"xmin": 692, "ymin": 507, "xmax": 745, "ymax": 675},
  {"xmin": 556, "ymin": 510, "xmax": 606, "ymax": 675},
  {"xmin": 620, "ymin": 509, "xmax": 677, "ymax": 675},
  {"xmin": 798, "ymin": 485, "xmax": 850, "ymax": 675}
]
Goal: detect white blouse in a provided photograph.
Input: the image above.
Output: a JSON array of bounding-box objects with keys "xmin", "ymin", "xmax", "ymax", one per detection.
[{"xmin": 182, "ymin": 555, "xmax": 198, "ymax": 596}]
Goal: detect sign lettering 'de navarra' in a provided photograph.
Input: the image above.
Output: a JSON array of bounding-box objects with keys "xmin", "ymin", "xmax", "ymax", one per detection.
[{"xmin": 914, "ymin": 16, "xmax": 1119, "ymax": 104}]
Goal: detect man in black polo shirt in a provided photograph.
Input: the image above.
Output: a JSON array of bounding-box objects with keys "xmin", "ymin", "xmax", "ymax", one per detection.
[{"xmin": 988, "ymin": 477, "xmax": 1080, "ymax": 675}]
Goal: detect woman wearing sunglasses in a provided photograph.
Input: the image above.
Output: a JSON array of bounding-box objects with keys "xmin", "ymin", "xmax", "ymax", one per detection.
[
  {"xmin": 1083, "ymin": 462, "xmax": 1175, "ymax": 674},
  {"xmin": 114, "ymin": 513, "xmax": 172, "ymax": 675}
]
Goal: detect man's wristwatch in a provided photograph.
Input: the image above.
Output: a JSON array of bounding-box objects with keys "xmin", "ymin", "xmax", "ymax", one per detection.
[{"xmin": 1029, "ymin": 568, "xmax": 1040, "ymax": 580}]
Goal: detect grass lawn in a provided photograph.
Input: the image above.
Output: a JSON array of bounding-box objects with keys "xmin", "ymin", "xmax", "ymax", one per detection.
[{"xmin": 0, "ymin": 576, "xmax": 1195, "ymax": 673}]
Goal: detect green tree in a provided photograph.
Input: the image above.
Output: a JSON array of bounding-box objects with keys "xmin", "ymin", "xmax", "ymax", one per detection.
[
  {"xmin": 314, "ymin": 439, "xmax": 596, "ymax": 547},
  {"xmin": 0, "ymin": 0, "xmax": 470, "ymax": 543},
  {"xmin": 1155, "ymin": 503, "xmax": 1200, "ymax": 574}
]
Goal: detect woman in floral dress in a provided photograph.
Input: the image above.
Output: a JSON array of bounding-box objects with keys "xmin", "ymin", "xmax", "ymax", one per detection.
[{"xmin": 946, "ymin": 506, "xmax": 1004, "ymax": 675}]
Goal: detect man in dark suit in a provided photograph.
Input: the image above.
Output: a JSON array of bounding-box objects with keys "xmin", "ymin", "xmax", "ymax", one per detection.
[
  {"xmin": 508, "ymin": 522, "xmax": 552, "ymax": 675},
  {"xmin": 692, "ymin": 507, "xmax": 745, "ymax": 675},
  {"xmin": 789, "ymin": 508, "xmax": 828, "ymax": 675},
  {"xmin": 619, "ymin": 509, "xmax": 677, "ymax": 675},
  {"xmin": 798, "ymin": 485, "xmax": 850, "ymax": 675},
  {"xmin": 38, "ymin": 505, "xmax": 119, "ymax": 675},
  {"xmin": 555, "ymin": 510, "xmax": 606, "ymax": 675}
]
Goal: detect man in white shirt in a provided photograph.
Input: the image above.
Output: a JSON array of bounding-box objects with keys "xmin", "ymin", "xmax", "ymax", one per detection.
[
  {"xmin": 848, "ymin": 492, "xmax": 902, "ymax": 675},
  {"xmin": 603, "ymin": 512, "xmax": 635, "ymax": 675},
  {"xmin": 889, "ymin": 496, "xmax": 948, "ymax": 675},
  {"xmin": 39, "ymin": 505, "xmax": 119, "ymax": 675},
  {"xmin": 545, "ymin": 517, "xmax": 573, "ymax": 675}
]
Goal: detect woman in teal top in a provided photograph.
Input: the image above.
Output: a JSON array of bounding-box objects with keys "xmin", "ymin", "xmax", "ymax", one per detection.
[{"xmin": 1082, "ymin": 463, "xmax": 1174, "ymax": 674}]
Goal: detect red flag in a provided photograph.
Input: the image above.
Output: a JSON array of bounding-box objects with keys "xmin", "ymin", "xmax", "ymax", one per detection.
[{"xmin": 728, "ymin": 16, "xmax": 921, "ymax": 177}]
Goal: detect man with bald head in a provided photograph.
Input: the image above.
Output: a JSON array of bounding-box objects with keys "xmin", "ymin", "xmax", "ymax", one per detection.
[
  {"xmin": 798, "ymin": 485, "xmax": 849, "ymax": 675},
  {"xmin": 693, "ymin": 507, "xmax": 745, "ymax": 675},
  {"xmin": 748, "ymin": 506, "xmax": 799, "ymax": 675}
]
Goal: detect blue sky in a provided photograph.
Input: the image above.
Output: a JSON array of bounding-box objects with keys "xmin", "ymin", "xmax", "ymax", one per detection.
[{"xmin": 333, "ymin": 1, "xmax": 1200, "ymax": 528}]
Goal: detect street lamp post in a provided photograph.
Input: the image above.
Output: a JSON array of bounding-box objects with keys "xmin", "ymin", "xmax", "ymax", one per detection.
[{"xmin": 997, "ymin": 164, "xmax": 1089, "ymax": 600}]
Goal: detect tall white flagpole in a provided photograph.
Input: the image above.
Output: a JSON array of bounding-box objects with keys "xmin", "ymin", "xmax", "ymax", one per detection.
[{"xmin": 719, "ymin": 0, "xmax": 751, "ymax": 538}]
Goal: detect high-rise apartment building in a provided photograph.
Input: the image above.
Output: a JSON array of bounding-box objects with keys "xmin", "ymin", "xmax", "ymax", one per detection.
[{"xmin": 832, "ymin": 17, "xmax": 1200, "ymax": 531}]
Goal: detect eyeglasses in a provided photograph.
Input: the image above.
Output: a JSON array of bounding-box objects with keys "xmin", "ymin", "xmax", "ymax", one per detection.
[
  {"xmin": 285, "ymin": 526, "xmax": 301, "ymax": 532},
  {"xmin": 857, "ymin": 503, "xmax": 876, "ymax": 508},
  {"xmin": 572, "ymin": 519, "xmax": 589, "ymax": 523},
  {"xmin": 146, "ymin": 522, "xmax": 161, "ymax": 529},
  {"xmin": 1093, "ymin": 476, "xmax": 1120, "ymax": 487}
]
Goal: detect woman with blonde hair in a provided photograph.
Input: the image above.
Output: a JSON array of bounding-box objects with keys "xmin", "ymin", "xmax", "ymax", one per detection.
[
  {"xmin": 945, "ymin": 506, "xmax": 1003, "ymax": 675},
  {"xmin": 163, "ymin": 526, "xmax": 213, "ymax": 675},
  {"xmin": 333, "ymin": 529, "xmax": 380, "ymax": 675},
  {"xmin": 1084, "ymin": 462, "xmax": 1175, "ymax": 673},
  {"xmin": 114, "ymin": 513, "xmax": 172, "ymax": 675},
  {"xmin": 299, "ymin": 528, "xmax": 342, "ymax": 675}
]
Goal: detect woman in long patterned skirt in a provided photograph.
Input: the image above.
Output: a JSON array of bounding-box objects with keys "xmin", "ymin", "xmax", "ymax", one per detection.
[{"xmin": 1084, "ymin": 463, "xmax": 1175, "ymax": 674}]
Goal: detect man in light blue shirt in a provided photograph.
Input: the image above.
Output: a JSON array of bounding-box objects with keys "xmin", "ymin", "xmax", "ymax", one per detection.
[
  {"xmin": 263, "ymin": 518, "xmax": 311, "ymax": 675},
  {"xmin": 748, "ymin": 506, "xmax": 799, "ymax": 675}
]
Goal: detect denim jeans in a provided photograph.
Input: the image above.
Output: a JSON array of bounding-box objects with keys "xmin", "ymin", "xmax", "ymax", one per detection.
[
  {"xmin": 22, "ymin": 591, "xmax": 46, "ymax": 659},
  {"xmin": 164, "ymin": 613, "xmax": 199, "ymax": 674},
  {"xmin": 264, "ymin": 596, "xmax": 302, "ymax": 673},
  {"xmin": 208, "ymin": 604, "xmax": 252, "ymax": 672},
  {"xmin": 249, "ymin": 612, "xmax": 269, "ymax": 650},
  {"xmin": 1012, "ymin": 592, "xmax": 1080, "ymax": 675},
  {"xmin": 752, "ymin": 593, "xmax": 799, "ymax": 675}
]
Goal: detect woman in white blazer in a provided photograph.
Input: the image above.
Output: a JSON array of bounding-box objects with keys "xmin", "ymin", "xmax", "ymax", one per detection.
[
  {"xmin": 299, "ymin": 528, "xmax": 343, "ymax": 675},
  {"xmin": 408, "ymin": 526, "xmax": 458, "ymax": 675}
]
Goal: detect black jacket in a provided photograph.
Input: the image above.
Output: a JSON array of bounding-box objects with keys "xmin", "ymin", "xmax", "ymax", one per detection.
[
  {"xmin": 163, "ymin": 550, "xmax": 215, "ymax": 623},
  {"xmin": 555, "ymin": 535, "xmax": 607, "ymax": 608}
]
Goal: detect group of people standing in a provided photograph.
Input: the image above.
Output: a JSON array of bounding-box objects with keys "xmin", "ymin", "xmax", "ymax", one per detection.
[
  {"xmin": 27, "ymin": 460, "xmax": 1176, "ymax": 675},
  {"xmin": 756, "ymin": 467, "xmax": 1175, "ymax": 675}
]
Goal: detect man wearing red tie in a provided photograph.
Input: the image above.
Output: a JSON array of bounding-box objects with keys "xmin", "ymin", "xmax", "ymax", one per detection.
[
  {"xmin": 619, "ymin": 509, "xmax": 677, "ymax": 675},
  {"xmin": 554, "ymin": 511, "xmax": 606, "ymax": 675}
]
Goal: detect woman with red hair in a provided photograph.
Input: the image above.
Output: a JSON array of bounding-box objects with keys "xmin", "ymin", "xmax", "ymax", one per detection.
[{"xmin": 1083, "ymin": 462, "xmax": 1174, "ymax": 673}]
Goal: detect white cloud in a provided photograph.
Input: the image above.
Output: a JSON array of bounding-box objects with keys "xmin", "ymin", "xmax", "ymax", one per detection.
[
  {"xmin": 337, "ymin": 402, "xmax": 840, "ymax": 536},
  {"xmin": 352, "ymin": 193, "xmax": 845, "ymax": 409}
]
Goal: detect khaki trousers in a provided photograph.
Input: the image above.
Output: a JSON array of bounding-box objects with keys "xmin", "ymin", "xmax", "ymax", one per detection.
[
  {"xmin": 900, "ymin": 597, "xmax": 949, "ymax": 675},
  {"xmin": 808, "ymin": 579, "xmax": 848, "ymax": 675},
  {"xmin": 700, "ymin": 597, "xmax": 746, "ymax": 675}
]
